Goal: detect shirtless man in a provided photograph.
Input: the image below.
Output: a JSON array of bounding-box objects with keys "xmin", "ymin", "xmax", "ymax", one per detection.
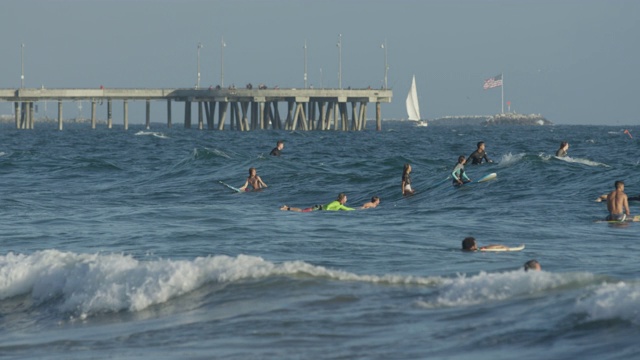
[
  {"xmin": 606, "ymin": 180, "xmax": 630, "ymax": 221},
  {"xmin": 361, "ymin": 196, "xmax": 380, "ymax": 209}
]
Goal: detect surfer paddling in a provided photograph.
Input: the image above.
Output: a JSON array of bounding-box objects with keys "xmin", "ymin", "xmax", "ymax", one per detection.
[
  {"xmin": 281, "ymin": 193, "xmax": 361, "ymax": 212},
  {"xmin": 239, "ymin": 167, "xmax": 267, "ymax": 191},
  {"xmin": 461, "ymin": 237, "xmax": 510, "ymax": 251},
  {"xmin": 452, "ymin": 155, "xmax": 471, "ymax": 186},
  {"xmin": 361, "ymin": 196, "xmax": 381, "ymax": 209}
]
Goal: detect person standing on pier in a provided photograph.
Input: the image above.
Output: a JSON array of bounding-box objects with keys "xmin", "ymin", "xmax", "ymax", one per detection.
[
  {"xmin": 239, "ymin": 167, "xmax": 268, "ymax": 191},
  {"xmin": 467, "ymin": 141, "xmax": 493, "ymax": 165},
  {"xmin": 270, "ymin": 140, "xmax": 284, "ymax": 156}
]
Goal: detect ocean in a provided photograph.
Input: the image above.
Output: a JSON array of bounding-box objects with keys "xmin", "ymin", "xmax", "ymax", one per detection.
[{"xmin": 1, "ymin": 121, "xmax": 639, "ymax": 359}]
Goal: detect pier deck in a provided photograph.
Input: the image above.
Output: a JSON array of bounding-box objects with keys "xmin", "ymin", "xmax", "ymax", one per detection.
[{"xmin": 0, "ymin": 88, "xmax": 392, "ymax": 131}]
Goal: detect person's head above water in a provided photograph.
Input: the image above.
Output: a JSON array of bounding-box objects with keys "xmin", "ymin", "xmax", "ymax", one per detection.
[
  {"xmin": 524, "ymin": 259, "xmax": 541, "ymax": 271},
  {"xmin": 462, "ymin": 237, "xmax": 477, "ymax": 251}
]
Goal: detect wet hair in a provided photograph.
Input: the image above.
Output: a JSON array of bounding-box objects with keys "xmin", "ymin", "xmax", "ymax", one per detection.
[
  {"xmin": 524, "ymin": 259, "xmax": 541, "ymax": 272},
  {"xmin": 458, "ymin": 155, "xmax": 466, "ymax": 164},
  {"xmin": 462, "ymin": 237, "xmax": 476, "ymax": 250},
  {"xmin": 615, "ymin": 180, "xmax": 624, "ymax": 189},
  {"xmin": 337, "ymin": 193, "xmax": 347, "ymax": 202},
  {"xmin": 477, "ymin": 141, "xmax": 485, "ymax": 149},
  {"xmin": 559, "ymin": 141, "xmax": 568, "ymax": 148},
  {"xmin": 371, "ymin": 196, "xmax": 380, "ymax": 203},
  {"xmin": 249, "ymin": 167, "xmax": 256, "ymax": 175},
  {"xmin": 403, "ymin": 163, "xmax": 411, "ymax": 176},
  {"xmin": 277, "ymin": 140, "xmax": 284, "ymax": 146}
]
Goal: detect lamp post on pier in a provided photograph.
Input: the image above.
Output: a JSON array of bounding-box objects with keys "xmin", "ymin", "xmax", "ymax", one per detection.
[
  {"xmin": 303, "ymin": 40, "xmax": 308, "ymax": 89},
  {"xmin": 196, "ymin": 42, "xmax": 203, "ymax": 89},
  {"xmin": 220, "ymin": 36, "xmax": 226, "ymax": 87},
  {"xmin": 21, "ymin": 43, "xmax": 25, "ymax": 88},
  {"xmin": 381, "ymin": 40, "xmax": 388, "ymax": 89},
  {"xmin": 337, "ymin": 34, "xmax": 342, "ymax": 89}
]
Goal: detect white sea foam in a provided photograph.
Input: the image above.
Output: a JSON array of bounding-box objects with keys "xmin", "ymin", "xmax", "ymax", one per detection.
[
  {"xmin": 416, "ymin": 270, "xmax": 595, "ymax": 308},
  {"xmin": 555, "ymin": 156, "xmax": 609, "ymax": 167},
  {"xmin": 0, "ymin": 250, "xmax": 442, "ymax": 318},
  {"xmin": 497, "ymin": 152, "xmax": 525, "ymax": 166},
  {"xmin": 575, "ymin": 281, "xmax": 640, "ymax": 323},
  {"xmin": 134, "ymin": 131, "xmax": 168, "ymax": 138}
]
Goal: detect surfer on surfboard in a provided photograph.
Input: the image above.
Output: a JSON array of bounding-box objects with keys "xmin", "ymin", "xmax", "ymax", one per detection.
[
  {"xmin": 239, "ymin": 167, "xmax": 268, "ymax": 191},
  {"xmin": 281, "ymin": 193, "xmax": 379, "ymax": 212},
  {"xmin": 461, "ymin": 237, "xmax": 519, "ymax": 252},
  {"xmin": 452, "ymin": 155, "xmax": 472, "ymax": 186}
]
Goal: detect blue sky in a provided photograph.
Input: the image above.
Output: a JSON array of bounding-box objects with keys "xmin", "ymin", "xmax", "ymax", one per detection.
[{"xmin": 1, "ymin": 0, "xmax": 638, "ymax": 125}]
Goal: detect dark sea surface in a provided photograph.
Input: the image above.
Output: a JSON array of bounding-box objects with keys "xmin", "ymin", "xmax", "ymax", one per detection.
[{"xmin": 1, "ymin": 121, "xmax": 639, "ymax": 359}]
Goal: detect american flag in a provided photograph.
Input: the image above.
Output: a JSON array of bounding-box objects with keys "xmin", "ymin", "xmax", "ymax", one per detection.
[{"xmin": 483, "ymin": 74, "xmax": 503, "ymax": 89}]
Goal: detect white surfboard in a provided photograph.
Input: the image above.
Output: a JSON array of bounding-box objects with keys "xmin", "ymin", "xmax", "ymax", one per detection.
[
  {"xmin": 477, "ymin": 173, "xmax": 497, "ymax": 183},
  {"xmin": 218, "ymin": 181, "xmax": 244, "ymax": 193},
  {"xmin": 480, "ymin": 244, "xmax": 525, "ymax": 252}
]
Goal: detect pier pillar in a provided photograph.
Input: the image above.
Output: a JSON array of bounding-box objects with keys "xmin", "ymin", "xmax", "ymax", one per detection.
[
  {"xmin": 234, "ymin": 103, "xmax": 244, "ymax": 131},
  {"xmin": 204, "ymin": 101, "xmax": 211, "ymax": 129},
  {"xmin": 217, "ymin": 102, "xmax": 228, "ymax": 130},
  {"xmin": 285, "ymin": 101, "xmax": 294, "ymax": 130},
  {"xmin": 107, "ymin": 99, "xmax": 113, "ymax": 129},
  {"xmin": 184, "ymin": 101, "xmax": 191, "ymax": 128},
  {"xmin": 14, "ymin": 102, "xmax": 20, "ymax": 129},
  {"xmin": 241, "ymin": 102, "xmax": 249, "ymax": 131},
  {"xmin": 273, "ymin": 103, "xmax": 282, "ymax": 130},
  {"xmin": 351, "ymin": 102, "xmax": 358, "ymax": 131},
  {"xmin": 91, "ymin": 100, "xmax": 97, "ymax": 129},
  {"xmin": 145, "ymin": 100, "xmax": 151, "ymax": 129},
  {"xmin": 376, "ymin": 102, "xmax": 381, "ymax": 131},
  {"xmin": 259, "ymin": 102, "xmax": 265, "ymax": 130},
  {"xmin": 57, "ymin": 100, "xmax": 63, "ymax": 131},
  {"xmin": 333, "ymin": 102, "xmax": 342, "ymax": 130},
  {"xmin": 207, "ymin": 102, "xmax": 216, "ymax": 129},
  {"xmin": 19, "ymin": 103, "xmax": 26, "ymax": 129},
  {"xmin": 250, "ymin": 102, "xmax": 257, "ymax": 130},
  {"xmin": 167, "ymin": 100, "xmax": 172, "ymax": 128},
  {"xmin": 123, "ymin": 100, "xmax": 129, "ymax": 131},
  {"xmin": 26, "ymin": 103, "xmax": 33, "ymax": 129},
  {"xmin": 198, "ymin": 101, "xmax": 204, "ymax": 130}
]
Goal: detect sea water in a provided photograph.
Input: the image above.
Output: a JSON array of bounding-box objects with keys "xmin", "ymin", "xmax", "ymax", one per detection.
[{"xmin": 1, "ymin": 121, "xmax": 639, "ymax": 359}]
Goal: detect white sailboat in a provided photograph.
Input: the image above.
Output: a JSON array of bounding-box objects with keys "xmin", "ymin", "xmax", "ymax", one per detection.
[{"xmin": 406, "ymin": 75, "xmax": 427, "ymax": 126}]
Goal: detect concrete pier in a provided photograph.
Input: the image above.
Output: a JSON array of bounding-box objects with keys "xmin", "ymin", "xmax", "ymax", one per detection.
[{"xmin": 0, "ymin": 87, "xmax": 392, "ymax": 131}]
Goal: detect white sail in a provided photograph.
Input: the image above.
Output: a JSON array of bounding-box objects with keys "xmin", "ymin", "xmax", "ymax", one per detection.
[{"xmin": 406, "ymin": 75, "xmax": 421, "ymax": 121}]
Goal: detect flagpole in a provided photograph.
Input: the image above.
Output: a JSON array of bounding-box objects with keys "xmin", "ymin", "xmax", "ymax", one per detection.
[{"xmin": 501, "ymin": 72, "xmax": 504, "ymax": 114}]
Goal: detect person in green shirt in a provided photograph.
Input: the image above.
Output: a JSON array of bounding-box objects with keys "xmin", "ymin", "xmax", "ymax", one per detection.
[{"xmin": 280, "ymin": 193, "xmax": 357, "ymax": 212}]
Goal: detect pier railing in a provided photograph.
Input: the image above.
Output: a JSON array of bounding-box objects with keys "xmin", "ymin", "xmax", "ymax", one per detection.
[{"xmin": 0, "ymin": 88, "xmax": 392, "ymax": 131}]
